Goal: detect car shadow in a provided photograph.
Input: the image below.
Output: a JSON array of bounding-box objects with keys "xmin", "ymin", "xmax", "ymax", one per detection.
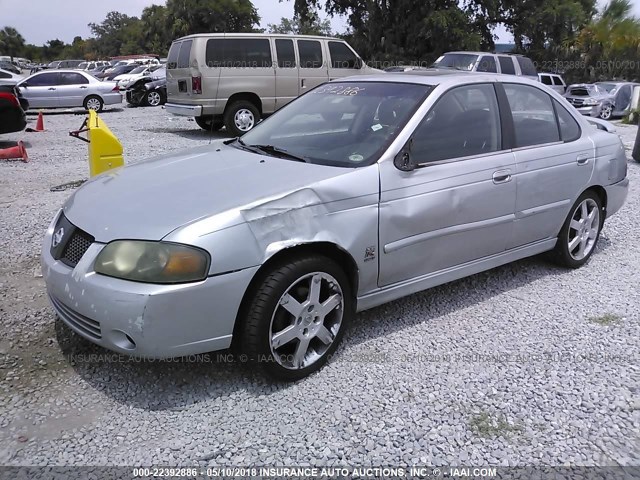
[
  {"xmin": 56, "ymin": 240, "xmax": 612, "ymax": 411},
  {"xmin": 0, "ymin": 140, "xmax": 32, "ymax": 149},
  {"xmin": 25, "ymin": 108, "xmax": 125, "ymax": 116},
  {"xmin": 143, "ymin": 126, "xmax": 232, "ymax": 141}
]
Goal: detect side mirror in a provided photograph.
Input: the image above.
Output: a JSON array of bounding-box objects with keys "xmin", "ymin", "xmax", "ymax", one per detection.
[{"xmin": 394, "ymin": 141, "xmax": 416, "ymax": 172}]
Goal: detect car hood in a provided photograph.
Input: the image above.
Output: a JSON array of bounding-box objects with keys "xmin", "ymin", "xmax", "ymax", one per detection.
[{"xmin": 63, "ymin": 142, "xmax": 353, "ymax": 242}]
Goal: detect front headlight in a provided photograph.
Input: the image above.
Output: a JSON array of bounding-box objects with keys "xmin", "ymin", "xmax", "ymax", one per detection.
[
  {"xmin": 583, "ymin": 99, "xmax": 600, "ymax": 106},
  {"xmin": 94, "ymin": 241, "xmax": 210, "ymax": 284}
]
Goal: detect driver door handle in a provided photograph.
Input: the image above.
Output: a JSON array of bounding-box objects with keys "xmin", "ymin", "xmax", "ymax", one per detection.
[
  {"xmin": 48, "ymin": 87, "xmax": 56, "ymax": 90},
  {"xmin": 576, "ymin": 153, "xmax": 590, "ymax": 165},
  {"xmin": 79, "ymin": 86, "xmax": 87, "ymax": 89},
  {"xmin": 492, "ymin": 169, "xmax": 512, "ymax": 184}
]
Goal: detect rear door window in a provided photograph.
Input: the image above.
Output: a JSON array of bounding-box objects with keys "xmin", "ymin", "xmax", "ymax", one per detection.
[
  {"xmin": 177, "ymin": 40, "xmax": 193, "ymax": 68},
  {"xmin": 206, "ymin": 39, "xmax": 272, "ymax": 67},
  {"xmin": 477, "ymin": 56, "xmax": 497, "ymax": 73},
  {"xmin": 552, "ymin": 76, "xmax": 564, "ymax": 86},
  {"xmin": 167, "ymin": 42, "xmax": 181, "ymax": 69},
  {"xmin": 275, "ymin": 39, "xmax": 296, "ymax": 68},
  {"xmin": 328, "ymin": 41, "xmax": 359, "ymax": 69},
  {"xmin": 503, "ymin": 83, "xmax": 560, "ymax": 147},
  {"xmin": 297, "ymin": 40, "xmax": 323, "ymax": 68},
  {"xmin": 60, "ymin": 72, "xmax": 89, "ymax": 85},
  {"xmin": 540, "ymin": 75, "xmax": 552, "ymax": 85},
  {"xmin": 516, "ymin": 56, "xmax": 537, "ymax": 76},
  {"xmin": 498, "ymin": 56, "xmax": 516, "ymax": 75}
]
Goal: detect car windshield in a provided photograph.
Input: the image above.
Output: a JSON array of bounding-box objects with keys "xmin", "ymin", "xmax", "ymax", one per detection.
[
  {"xmin": 238, "ymin": 82, "xmax": 431, "ymax": 168},
  {"xmin": 568, "ymin": 85, "xmax": 601, "ymax": 96},
  {"xmin": 130, "ymin": 66, "xmax": 147, "ymax": 74},
  {"xmin": 432, "ymin": 53, "xmax": 478, "ymax": 71}
]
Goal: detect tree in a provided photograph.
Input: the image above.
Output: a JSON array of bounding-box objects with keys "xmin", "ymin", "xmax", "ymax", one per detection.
[
  {"xmin": 140, "ymin": 5, "xmax": 172, "ymax": 55},
  {"xmin": 43, "ymin": 39, "xmax": 66, "ymax": 60},
  {"xmin": 268, "ymin": 10, "xmax": 332, "ymax": 35},
  {"xmin": 89, "ymin": 11, "xmax": 141, "ymax": 57},
  {"xmin": 166, "ymin": 0, "xmax": 260, "ymax": 38},
  {"xmin": 0, "ymin": 26, "xmax": 26, "ymax": 60}
]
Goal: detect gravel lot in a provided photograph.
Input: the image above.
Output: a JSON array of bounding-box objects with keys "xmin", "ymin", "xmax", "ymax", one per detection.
[{"xmin": 0, "ymin": 105, "xmax": 638, "ymax": 468}]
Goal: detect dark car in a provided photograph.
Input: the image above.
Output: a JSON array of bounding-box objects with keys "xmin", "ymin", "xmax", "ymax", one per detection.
[
  {"xmin": 0, "ymin": 86, "xmax": 27, "ymax": 134},
  {"xmin": 95, "ymin": 64, "xmax": 138, "ymax": 81},
  {"xmin": 0, "ymin": 61, "xmax": 21, "ymax": 75}
]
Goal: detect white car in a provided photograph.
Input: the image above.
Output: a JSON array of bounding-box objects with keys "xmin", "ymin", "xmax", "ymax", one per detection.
[
  {"xmin": 114, "ymin": 65, "xmax": 161, "ymax": 90},
  {"xmin": 0, "ymin": 68, "xmax": 24, "ymax": 86}
]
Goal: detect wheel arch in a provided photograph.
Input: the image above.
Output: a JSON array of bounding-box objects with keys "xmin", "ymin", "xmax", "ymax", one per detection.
[
  {"xmin": 232, "ymin": 241, "xmax": 359, "ymax": 347},
  {"xmin": 225, "ymin": 92, "xmax": 262, "ymax": 115},
  {"xmin": 585, "ymin": 184, "xmax": 607, "ymax": 216}
]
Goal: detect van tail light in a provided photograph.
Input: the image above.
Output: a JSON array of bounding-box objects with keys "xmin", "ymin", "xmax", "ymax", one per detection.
[
  {"xmin": 0, "ymin": 92, "xmax": 20, "ymax": 107},
  {"xmin": 192, "ymin": 76, "xmax": 202, "ymax": 94}
]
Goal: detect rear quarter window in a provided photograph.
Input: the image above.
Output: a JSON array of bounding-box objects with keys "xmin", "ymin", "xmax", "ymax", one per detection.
[
  {"xmin": 516, "ymin": 57, "xmax": 537, "ymax": 76},
  {"xmin": 498, "ymin": 56, "xmax": 516, "ymax": 75}
]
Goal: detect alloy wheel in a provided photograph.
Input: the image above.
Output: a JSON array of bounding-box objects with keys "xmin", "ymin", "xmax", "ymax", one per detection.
[
  {"xmin": 86, "ymin": 98, "xmax": 102, "ymax": 111},
  {"xmin": 147, "ymin": 91, "xmax": 161, "ymax": 106},
  {"xmin": 599, "ymin": 105, "xmax": 612, "ymax": 120},
  {"xmin": 567, "ymin": 198, "xmax": 600, "ymax": 261},
  {"xmin": 269, "ymin": 272, "xmax": 343, "ymax": 370}
]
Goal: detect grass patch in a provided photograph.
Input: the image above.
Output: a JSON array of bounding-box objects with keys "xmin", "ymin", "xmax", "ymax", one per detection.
[
  {"xmin": 469, "ymin": 412, "xmax": 523, "ymax": 438},
  {"xmin": 588, "ymin": 313, "xmax": 621, "ymax": 326}
]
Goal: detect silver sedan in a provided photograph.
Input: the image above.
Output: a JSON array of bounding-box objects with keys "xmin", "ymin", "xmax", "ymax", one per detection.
[
  {"xmin": 17, "ymin": 69, "xmax": 121, "ymax": 111},
  {"xmin": 41, "ymin": 73, "xmax": 629, "ymax": 380}
]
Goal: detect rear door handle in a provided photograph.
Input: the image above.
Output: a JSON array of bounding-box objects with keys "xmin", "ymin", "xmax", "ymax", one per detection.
[
  {"xmin": 79, "ymin": 86, "xmax": 87, "ymax": 89},
  {"xmin": 48, "ymin": 87, "xmax": 56, "ymax": 90},
  {"xmin": 301, "ymin": 78, "xmax": 306, "ymax": 89},
  {"xmin": 577, "ymin": 153, "xmax": 590, "ymax": 165},
  {"xmin": 492, "ymin": 169, "xmax": 512, "ymax": 184}
]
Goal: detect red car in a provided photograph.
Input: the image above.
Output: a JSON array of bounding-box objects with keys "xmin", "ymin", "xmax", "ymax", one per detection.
[{"xmin": 0, "ymin": 86, "xmax": 27, "ymax": 134}]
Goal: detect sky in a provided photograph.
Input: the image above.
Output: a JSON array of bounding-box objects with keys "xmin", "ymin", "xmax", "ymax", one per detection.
[{"xmin": 1, "ymin": 0, "xmax": 639, "ymax": 47}]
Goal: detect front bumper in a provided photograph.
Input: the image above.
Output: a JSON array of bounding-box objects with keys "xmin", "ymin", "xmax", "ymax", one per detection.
[
  {"xmin": 165, "ymin": 103, "xmax": 203, "ymax": 117},
  {"xmin": 41, "ymin": 213, "xmax": 258, "ymax": 359},
  {"xmin": 575, "ymin": 105, "xmax": 601, "ymax": 117}
]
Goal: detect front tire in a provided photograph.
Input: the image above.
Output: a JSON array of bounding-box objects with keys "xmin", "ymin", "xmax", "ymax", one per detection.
[
  {"xmin": 240, "ymin": 255, "xmax": 353, "ymax": 381},
  {"xmin": 224, "ymin": 100, "xmax": 260, "ymax": 137},
  {"xmin": 551, "ymin": 191, "xmax": 603, "ymax": 268},
  {"xmin": 83, "ymin": 95, "xmax": 104, "ymax": 112},
  {"xmin": 145, "ymin": 90, "xmax": 164, "ymax": 107},
  {"xmin": 599, "ymin": 104, "xmax": 613, "ymax": 120}
]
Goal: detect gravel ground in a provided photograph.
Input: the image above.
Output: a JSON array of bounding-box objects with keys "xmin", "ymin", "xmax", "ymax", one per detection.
[{"xmin": 0, "ymin": 105, "xmax": 638, "ymax": 468}]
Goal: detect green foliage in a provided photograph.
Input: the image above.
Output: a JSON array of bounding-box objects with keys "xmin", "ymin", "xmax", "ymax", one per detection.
[
  {"xmin": 268, "ymin": 10, "xmax": 332, "ymax": 36},
  {"xmin": 0, "ymin": 26, "xmax": 25, "ymax": 60},
  {"xmin": 166, "ymin": 0, "xmax": 260, "ymax": 38}
]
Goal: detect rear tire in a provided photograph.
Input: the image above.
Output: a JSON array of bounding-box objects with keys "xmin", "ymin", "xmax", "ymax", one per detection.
[
  {"xmin": 239, "ymin": 255, "xmax": 353, "ymax": 381},
  {"xmin": 194, "ymin": 115, "xmax": 223, "ymax": 131},
  {"xmin": 224, "ymin": 100, "xmax": 260, "ymax": 137},
  {"xmin": 83, "ymin": 95, "xmax": 103, "ymax": 112},
  {"xmin": 551, "ymin": 191, "xmax": 603, "ymax": 268}
]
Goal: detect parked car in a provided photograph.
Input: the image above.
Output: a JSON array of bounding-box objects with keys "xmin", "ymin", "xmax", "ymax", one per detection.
[
  {"xmin": 89, "ymin": 65, "xmax": 110, "ymax": 75},
  {"xmin": 0, "ymin": 86, "xmax": 27, "ymax": 134},
  {"xmin": 0, "ymin": 68, "xmax": 24, "ymax": 86},
  {"xmin": 538, "ymin": 73, "xmax": 566, "ymax": 94},
  {"xmin": 125, "ymin": 77, "xmax": 167, "ymax": 107},
  {"xmin": 431, "ymin": 52, "xmax": 538, "ymax": 79},
  {"xmin": 78, "ymin": 61, "xmax": 110, "ymax": 71},
  {"xmin": 564, "ymin": 83, "xmax": 622, "ymax": 120},
  {"xmin": 114, "ymin": 64, "xmax": 162, "ymax": 90},
  {"xmin": 42, "ymin": 73, "xmax": 628, "ymax": 380},
  {"xmin": 165, "ymin": 33, "xmax": 379, "ymax": 135},
  {"xmin": 16, "ymin": 70, "xmax": 121, "ymax": 111},
  {"xmin": 0, "ymin": 61, "xmax": 21, "ymax": 75},
  {"xmin": 594, "ymin": 81, "xmax": 640, "ymax": 118},
  {"xmin": 96, "ymin": 64, "xmax": 139, "ymax": 81}
]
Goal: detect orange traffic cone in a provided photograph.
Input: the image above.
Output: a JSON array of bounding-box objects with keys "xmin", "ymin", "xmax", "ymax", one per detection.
[
  {"xmin": 26, "ymin": 111, "xmax": 45, "ymax": 132},
  {"xmin": 0, "ymin": 141, "xmax": 29, "ymax": 163}
]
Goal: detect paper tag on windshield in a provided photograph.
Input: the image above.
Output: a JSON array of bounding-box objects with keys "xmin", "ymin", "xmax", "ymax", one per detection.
[{"xmin": 371, "ymin": 124, "xmax": 383, "ymax": 131}]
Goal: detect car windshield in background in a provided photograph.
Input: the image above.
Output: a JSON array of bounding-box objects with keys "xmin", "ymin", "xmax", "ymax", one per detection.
[
  {"xmin": 432, "ymin": 53, "xmax": 478, "ymax": 71},
  {"xmin": 129, "ymin": 66, "xmax": 147, "ymax": 74},
  {"xmin": 568, "ymin": 85, "xmax": 602, "ymax": 96},
  {"xmin": 595, "ymin": 82, "xmax": 618, "ymax": 94},
  {"xmin": 238, "ymin": 82, "xmax": 431, "ymax": 168}
]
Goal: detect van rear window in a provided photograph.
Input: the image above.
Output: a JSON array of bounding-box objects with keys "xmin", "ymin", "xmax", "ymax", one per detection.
[
  {"xmin": 516, "ymin": 56, "xmax": 537, "ymax": 76},
  {"xmin": 167, "ymin": 42, "xmax": 180, "ymax": 69},
  {"xmin": 206, "ymin": 39, "xmax": 272, "ymax": 68},
  {"xmin": 177, "ymin": 40, "xmax": 193, "ymax": 68}
]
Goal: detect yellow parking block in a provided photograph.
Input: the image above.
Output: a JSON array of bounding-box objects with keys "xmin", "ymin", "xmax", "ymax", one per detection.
[{"xmin": 70, "ymin": 110, "xmax": 124, "ymax": 177}]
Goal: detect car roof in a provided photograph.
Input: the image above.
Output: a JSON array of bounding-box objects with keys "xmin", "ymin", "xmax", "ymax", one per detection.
[
  {"xmin": 337, "ymin": 71, "xmax": 542, "ymax": 88},
  {"xmin": 176, "ymin": 32, "xmax": 344, "ymax": 42}
]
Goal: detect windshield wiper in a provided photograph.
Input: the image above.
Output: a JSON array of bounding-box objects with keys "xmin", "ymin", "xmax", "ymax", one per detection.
[{"xmin": 248, "ymin": 144, "xmax": 309, "ymax": 163}]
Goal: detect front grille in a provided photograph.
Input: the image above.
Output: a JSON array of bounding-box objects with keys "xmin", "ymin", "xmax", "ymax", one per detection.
[
  {"xmin": 49, "ymin": 294, "xmax": 102, "ymax": 339},
  {"xmin": 569, "ymin": 98, "xmax": 584, "ymax": 107},
  {"xmin": 61, "ymin": 229, "xmax": 94, "ymax": 267}
]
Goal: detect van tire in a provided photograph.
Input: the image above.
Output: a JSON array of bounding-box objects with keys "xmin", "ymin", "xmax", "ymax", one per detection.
[
  {"xmin": 224, "ymin": 101, "xmax": 260, "ymax": 136},
  {"xmin": 195, "ymin": 116, "xmax": 222, "ymax": 131}
]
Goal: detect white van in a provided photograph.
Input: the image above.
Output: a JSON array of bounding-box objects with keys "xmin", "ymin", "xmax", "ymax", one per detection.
[{"xmin": 165, "ymin": 33, "xmax": 379, "ymax": 135}]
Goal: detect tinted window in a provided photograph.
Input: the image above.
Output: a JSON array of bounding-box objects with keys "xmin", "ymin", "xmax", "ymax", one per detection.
[
  {"xmin": 616, "ymin": 85, "xmax": 632, "ymax": 110},
  {"xmin": 27, "ymin": 72, "xmax": 58, "ymax": 86},
  {"xmin": 554, "ymin": 100, "xmax": 580, "ymax": 142},
  {"xmin": 0, "ymin": 71, "xmax": 10, "ymax": 79},
  {"xmin": 60, "ymin": 72, "xmax": 88, "ymax": 85},
  {"xmin": 432, "ymin": 53, "xmax": 478, "ymax": 71},
  {"xmin": 477, "ymin": 56, "xmax": 497, "ymax": 73},
  {"xmin": 552, "ymin": 76, "xmax": 564, "ymax": 86},
  {"xmin": 206, "ymin": 39, "xmax": 272, "ymax": 67},
  {"xmin": 177, "ymin": 40, "xmax": 193, "ymax": 68},
  {"xmin": 412, "ymin": 84, "xmax": 502, "ymax": 162},
  {"xmin": 498, "ymin": 56, "xmax": 516, "ymax": 75},
  {"xmin": 297, "ymin": 40, "xmax": 323, "ymax": 68},
  {"xmin": 540, "ymin": 75, "xmax": 552, "ymax": 85},
  {"xmin": 504, "ymin": 84, "xmax": 559, "ymax": 147},
  {"xmin": 328, "ymin": 41, "xmax": 359, "ymax": 69},
  {"xmin": 167, "ymin": 42, "xmax": 180, "ymax": 69},
  {"xmin": 275, "ymin": 39, "xmax": 295, "ymax": 68},
  {"xmin": 516, "ymin": 56, "xmax": 537, "ymax": 76}
]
